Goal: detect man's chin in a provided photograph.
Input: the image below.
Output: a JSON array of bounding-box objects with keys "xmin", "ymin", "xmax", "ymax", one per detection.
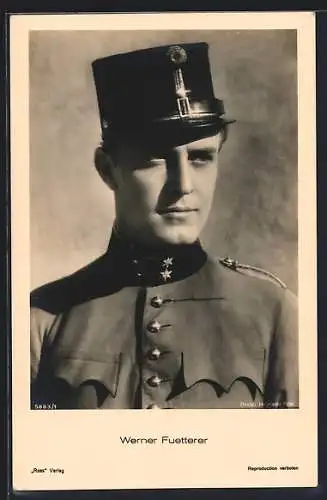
[{"xmin": 152, "ymin": 227, "xmax": 199, "ymax": 246}]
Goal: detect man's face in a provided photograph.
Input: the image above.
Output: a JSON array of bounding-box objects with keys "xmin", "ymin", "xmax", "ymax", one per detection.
[{"xmin": 109, "ymin": 133, "xmax": 221, "ymax": 246}]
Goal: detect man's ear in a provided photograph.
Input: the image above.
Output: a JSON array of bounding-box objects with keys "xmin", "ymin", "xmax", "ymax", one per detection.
[{"xmin": 94, "ymin": 147, "xmax": 118, "ymax": 191}]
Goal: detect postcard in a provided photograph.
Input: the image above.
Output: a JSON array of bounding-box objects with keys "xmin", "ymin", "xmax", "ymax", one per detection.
[{"xmin": 10, "ymin": 12, "xmax": 317, "ymax": 490}]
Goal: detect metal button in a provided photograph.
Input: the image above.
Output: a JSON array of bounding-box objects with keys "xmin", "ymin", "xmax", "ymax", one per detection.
[
  {"xmin": 146, "ymin": 404, "xmax": 161, "ymax": 409},
  {"xmin": 151, "ymin": 296, "xmax": 163, "ymax": 308},
  {"xmin": 147, "ymin": 375, "xmax": 162, "ymax": 387},
  {"xmin": 148, "ymin": 348, "xmax": 161, "ymax": 360},
  {"xmin": 147, "ymin": 320, "xmax": 161, "ymax": 333}
]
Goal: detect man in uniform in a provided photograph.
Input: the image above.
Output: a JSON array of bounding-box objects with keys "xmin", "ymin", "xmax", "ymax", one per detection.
[{"xmin": 30, "ymin": 42, "xmax": 298, "ymax": 410}]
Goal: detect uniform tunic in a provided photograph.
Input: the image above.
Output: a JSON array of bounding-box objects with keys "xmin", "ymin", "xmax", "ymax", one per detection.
[{"xmin": 30, "ymin": 235, "xmax": 298, "ymax": 410}]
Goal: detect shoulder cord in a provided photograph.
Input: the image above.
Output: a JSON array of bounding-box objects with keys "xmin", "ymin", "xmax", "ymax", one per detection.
[
  {"xmin": 236, "ymin": 262, "xmax": 287, "ymax": 289},
  {"xmin": 219, "ymin": 257, "xmax": 287, "ymax": 289}
]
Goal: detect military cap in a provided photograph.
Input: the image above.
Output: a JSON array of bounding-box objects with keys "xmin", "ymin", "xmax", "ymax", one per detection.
[{"xmin": 92, "ymin": 42, "xmax": 234, "ymax": 145}]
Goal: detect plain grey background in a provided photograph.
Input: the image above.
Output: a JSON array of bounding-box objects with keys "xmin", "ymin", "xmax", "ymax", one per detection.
[{"xmin": 30, "ymin": 30, "xmax": 297, "ymax": 292}]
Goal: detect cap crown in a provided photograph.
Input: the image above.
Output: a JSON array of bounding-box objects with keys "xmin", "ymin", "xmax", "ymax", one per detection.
[{"xmin": 92, "ymin": 42, "xmax": 227, "ymax": 139}]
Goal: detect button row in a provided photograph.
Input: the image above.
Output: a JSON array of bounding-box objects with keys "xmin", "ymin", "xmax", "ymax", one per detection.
[{"xmin": 146, "ymin": 296, "xmax": 168, "ymax": 407}]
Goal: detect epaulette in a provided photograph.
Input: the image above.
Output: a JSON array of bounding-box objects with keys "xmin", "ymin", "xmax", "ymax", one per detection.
[{"xmin": 219, "ymin": 256, "xmax": 287, "ymax": 289}]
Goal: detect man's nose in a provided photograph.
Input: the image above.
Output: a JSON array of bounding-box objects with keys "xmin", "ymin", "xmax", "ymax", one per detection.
[{"xmin": 169, "ymin": 150, "xmax": 193, "ymax": 195}]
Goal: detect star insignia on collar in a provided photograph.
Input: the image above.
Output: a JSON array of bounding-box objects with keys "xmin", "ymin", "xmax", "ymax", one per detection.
[
  {"xmin": 160, "ymin": 268, "xmax": 172, "ymax": 281},
  {"xmin": 162, "ymin": 257, "xmax": 173, "ymax": 267}
]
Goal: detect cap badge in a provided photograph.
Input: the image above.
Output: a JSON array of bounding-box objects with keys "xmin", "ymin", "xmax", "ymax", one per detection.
[
  {"xmin": 167, "ymin": 46, "xmax": 192, "ymax": 118},
  {"xmin": 167, "ymin": 45, "xmax": 188, "ymax": 66}
]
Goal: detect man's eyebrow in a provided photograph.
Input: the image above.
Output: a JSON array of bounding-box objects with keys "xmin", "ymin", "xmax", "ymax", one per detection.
[
  {"xmin": 188, "ymin": 147, "xmax": 218, "ymax": 153},
  {"xmin": 146, "ymin": 145, "xmax": 218, "ymax": 157}
]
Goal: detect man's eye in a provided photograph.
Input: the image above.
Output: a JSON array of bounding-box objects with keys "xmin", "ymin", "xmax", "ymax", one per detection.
[
  {"xmin": 146, "ymin": 157, "xmax": 166, "ymax": 167},
  {"xmin": 134, "ymin": 156, "xmax": 165, "ymax": 169},
  {"xmin": 149, "ymin": 157, "xmax": 166, "ymax": 163},
  {"xmin": 188, "ymin": 152, "xmax": 215, "ymax": 165}
]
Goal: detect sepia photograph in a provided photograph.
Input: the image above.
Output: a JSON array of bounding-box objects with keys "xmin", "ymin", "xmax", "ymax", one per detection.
[
  {"xmin": 11, "ymin": 12, "xmax": 316, "ymax": 490},
  {"xmin": 30, "ymin": 29, "xmax": 299, "ymax": 411}
]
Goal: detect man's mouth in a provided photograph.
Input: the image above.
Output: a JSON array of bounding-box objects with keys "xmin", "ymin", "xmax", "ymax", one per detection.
[{"xmin": 158, "ymin": 207, "xmax": 198, "ymax": 214}]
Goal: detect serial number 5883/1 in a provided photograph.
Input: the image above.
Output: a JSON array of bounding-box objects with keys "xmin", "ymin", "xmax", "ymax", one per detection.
[{"xmin": 33, "ymin": 403, "xmax": 57, "ymax": 410}]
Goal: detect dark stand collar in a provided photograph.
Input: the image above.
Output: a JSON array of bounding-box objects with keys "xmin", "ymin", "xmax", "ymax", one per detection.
[{"xmin": 106, "ymin": 229, "xmax": 207, "ymax": 287}]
